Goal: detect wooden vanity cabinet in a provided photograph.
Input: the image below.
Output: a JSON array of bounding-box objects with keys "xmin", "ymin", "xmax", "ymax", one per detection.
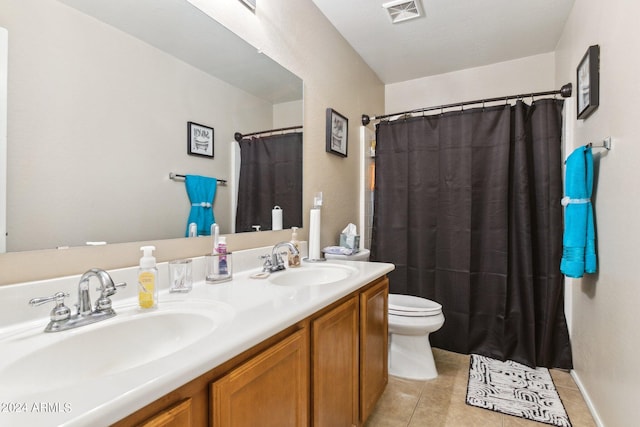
[
  {"xmin": 137, "ymin": 398, "xmax": 193, "ymax": 427},
  {"xmin": 359, "ymin": 278, "xmax": 388, "ymax": 424},
  {"xmin": 310, "ymin": 276, "xmax": 389, "ymax": 427},
  {"xmin": 311, "ymin": 296, "xmax": 359, "ymax": 427},
  {"xmin": 211, "ymin": 328, "xmax": 309, "ymax": 427},
  {"xmin": 113, "ymin": 276, "xmax": 388, "ymax": 427}
]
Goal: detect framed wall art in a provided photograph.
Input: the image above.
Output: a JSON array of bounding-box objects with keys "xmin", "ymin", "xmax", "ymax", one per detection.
[
  {"xmin": 187, "ymin": 121, "xmax": 214, "ymax": 158},
  {"xmin": 326, "ymin": 108, "xmax": 348, "ymax": 157},
  {"xmin": 576, "ymin": 45, "xmax": 600, "ymax": 120}
]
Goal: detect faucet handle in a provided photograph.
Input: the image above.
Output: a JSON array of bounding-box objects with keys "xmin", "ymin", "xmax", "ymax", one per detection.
[
  {"xmin": 29, "ymin": 291, "xmax": 69, "ymax": 306},
  {"xmin": 274, "ymin": 251, "xmax": 287, "ymax": 266},
  {"xmin": 260, "ymin": 254, "xmax": 273, "ymax": 271},
  {"xmin": 95, "ymin": 282, "xmax": 127, "ymax": 312},
  {"xmin": 97, "ymin": 281, "xmax": 127, "ymax": 297},
  {"xmin": 29, "ymin": 292, "xmax": 71, "ymax": 322}
]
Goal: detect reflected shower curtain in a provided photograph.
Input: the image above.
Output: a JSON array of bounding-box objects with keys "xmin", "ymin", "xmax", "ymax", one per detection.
[
  {"xmin": 236, "ymin": 132, "xmax": 302, "ymax": 232},
  {"xmin": 371, "ymin": 100, "xmax": 572, "ymax": 369}
]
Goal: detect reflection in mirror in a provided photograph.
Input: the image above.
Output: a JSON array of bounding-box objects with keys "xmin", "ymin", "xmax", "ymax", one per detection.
[
  {"xmin": 0, "ymin": 0, "xmax": 303, "ymax": 252},
  {"xmin": 234, "ymin": 130, "xmax": 303, "ymax": 233}
]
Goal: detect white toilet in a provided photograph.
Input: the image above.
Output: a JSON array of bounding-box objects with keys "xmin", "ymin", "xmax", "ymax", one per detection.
[
  {"xmin": 388, "ymin": 294, "xmax": 445, "ymax": 380},
  {"xmin": 324, "ymin": 249, "xmax": 444, "ymax": 380}
]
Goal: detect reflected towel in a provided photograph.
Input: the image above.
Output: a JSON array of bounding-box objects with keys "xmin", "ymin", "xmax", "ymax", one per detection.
[
  {"xmin": 560, "ymin": 146, "xmax": 597, "ymax": 278},
  {"xmin": 184, "ymin": 175, "xmax": 218, "ymax": 237}
]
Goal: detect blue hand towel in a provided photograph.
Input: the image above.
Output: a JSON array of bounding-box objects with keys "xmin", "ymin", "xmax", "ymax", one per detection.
[
  {"xmin": 560, "ymin": 146, "xmax": 597, "ymax": 278},
  {"xmin": 184, "ymin": 175, "xmax": 218, "ymax": 237}
]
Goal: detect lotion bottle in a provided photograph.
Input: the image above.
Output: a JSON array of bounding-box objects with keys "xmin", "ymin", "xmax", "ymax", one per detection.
[
  {"xmin": 217, "ymin": 236, "xmax": 228, "ymax": 275},
  {"xmin": 288, "ymin": 227, "xmax": 301, "ymax": 267},
  {"xmin": 138, "ymin": 245, "xmax": 158, "ymax": 309}
]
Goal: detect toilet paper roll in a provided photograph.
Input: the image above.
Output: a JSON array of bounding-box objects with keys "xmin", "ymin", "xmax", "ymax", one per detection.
[
  {"xmin": 308, "ymin": 208, "xmax": 321, "ymax": 260},
  {"xmin": 272, "ymin": 206, "xmax": 283, "ymax": 231}
]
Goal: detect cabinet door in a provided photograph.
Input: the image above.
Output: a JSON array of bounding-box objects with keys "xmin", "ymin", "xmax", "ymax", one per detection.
[
  {"xmin": 211, "ymin": 328, "xmax": 309, "ymax": 427},
  {"xmin": 360, "ymin": 278, "xmax": 389, "ymax": 424},
  {"xmin": 311, "ymin": 296, "xmax": 359, "ymax": 427},
  {"xmin": 138, "ymin": 398, "xmax": 193, "ymax": 427}
]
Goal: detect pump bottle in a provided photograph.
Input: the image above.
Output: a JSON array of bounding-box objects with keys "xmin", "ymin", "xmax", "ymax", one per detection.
[
  {"xmin": 288, "ymin": 227, "xmax": 301, "ymax": 267},
  {"xmin": 138, "ymin": 245, "xmax": 158, "ymax": 309}
]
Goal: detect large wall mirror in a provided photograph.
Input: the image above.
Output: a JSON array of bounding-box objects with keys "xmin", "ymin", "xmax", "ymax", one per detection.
[{"xmin": 0, "ymin": 0, "xmax": 303, "ymax": 252}]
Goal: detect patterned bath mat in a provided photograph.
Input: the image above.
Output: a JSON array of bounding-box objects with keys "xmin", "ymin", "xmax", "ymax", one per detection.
[{"xmin": 466, "ymin": 354, "xmax": 571, "ymax": 427}]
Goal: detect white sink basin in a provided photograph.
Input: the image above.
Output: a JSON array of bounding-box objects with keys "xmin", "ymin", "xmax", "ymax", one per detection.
[
  {"xmin": 268, "ymin": 263, "xmax": 357, "ymax": 286},
  {"xmin": 0, "ymin": 300, "xmax": 234, "ymax": 397}
]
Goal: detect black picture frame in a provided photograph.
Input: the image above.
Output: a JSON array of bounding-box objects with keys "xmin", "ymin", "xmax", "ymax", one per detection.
[
  {"xmin": 187, "ymin": 121, "xmax": 214, "ymax": 158},
  {"xmin": 576, "ymin": 45, "xmax": 600, "ymax": 120},
  {"xmin": 326, "ymin": 108, "xmax": 348, "ymax": 157}
]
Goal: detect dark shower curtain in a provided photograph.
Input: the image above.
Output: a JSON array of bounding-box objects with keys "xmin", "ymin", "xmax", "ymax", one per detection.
[
  {"xmin": 235, "ymin": 132, "xmax": 303, "ymax": 232},
  {"xmin": 371, "ymin": 99, "xmax": 572, "ymax": 369}
]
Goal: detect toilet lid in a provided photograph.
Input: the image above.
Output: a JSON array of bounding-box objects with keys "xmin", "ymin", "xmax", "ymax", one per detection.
[{"xmin": 389, "ymin": 294, "xmax": 442, "ymax": 315}]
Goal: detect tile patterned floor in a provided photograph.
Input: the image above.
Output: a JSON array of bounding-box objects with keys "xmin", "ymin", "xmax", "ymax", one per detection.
[{"xmin": 365, "ymin": 349, "xmax": 597, "ymax": 427}]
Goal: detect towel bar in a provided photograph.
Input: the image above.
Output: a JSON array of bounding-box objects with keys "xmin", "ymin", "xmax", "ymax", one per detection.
[
  {"xmin": 169, "ymin": 172, "xmax": 227, "ymax": 185},
  {"xmin": 588, "ymin": 137, "xmax": 611, "ymax": 150}
]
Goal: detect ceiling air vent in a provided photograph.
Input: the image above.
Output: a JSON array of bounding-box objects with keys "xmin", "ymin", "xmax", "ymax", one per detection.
[{"xmin": 382, "ymin": 0, "xmax": 423, "ymax": 24}]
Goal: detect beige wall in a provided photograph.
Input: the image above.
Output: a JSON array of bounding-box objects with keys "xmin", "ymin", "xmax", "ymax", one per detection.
[
  {"xmin": 385, "ymin": 52, "xmax": 556, "ymax": 114},
  {"xmin": 0, "ymin": 0, "xmax": 383, "ymax": 284},
  {"xmin": 555, "ymin": 0, "xmax": 640, "ymax": 425}
]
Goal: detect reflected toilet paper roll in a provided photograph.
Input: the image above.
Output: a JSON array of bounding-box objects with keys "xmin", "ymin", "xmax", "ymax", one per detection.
[{"xmin": 272, "ymin": 206, "xmax": 283, "ymax": 231}]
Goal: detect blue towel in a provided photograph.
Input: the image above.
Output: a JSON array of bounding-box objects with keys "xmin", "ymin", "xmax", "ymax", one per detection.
[
  {"xmin": 184, "ymin": 175, "xmax": 218, "ymax": 237},
  {"xmin": 560, "ymin": 146, "xmax": 597, "ymax": 277}
]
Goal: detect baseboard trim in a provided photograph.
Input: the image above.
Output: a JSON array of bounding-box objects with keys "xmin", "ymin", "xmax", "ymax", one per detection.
[{"xmin": 570, "ymin": 369, "xmax": 604, "ymax": 427}]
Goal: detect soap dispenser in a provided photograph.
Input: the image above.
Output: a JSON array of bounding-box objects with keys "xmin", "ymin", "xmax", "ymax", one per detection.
[
  {"xmin": 138, "ymin": 245, "xmax": 158, "ymax": 309},
  {"xmin": 288, "ymin": 227, "xmax": 301, "ymax": 268}
]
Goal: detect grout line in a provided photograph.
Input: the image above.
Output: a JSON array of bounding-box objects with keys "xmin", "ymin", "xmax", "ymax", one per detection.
[{"xmin": 406, "ymin": 380, "xmax": 426, "ymax": 427}]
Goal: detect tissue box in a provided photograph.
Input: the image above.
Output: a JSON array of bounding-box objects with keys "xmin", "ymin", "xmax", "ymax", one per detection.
[{"xmin": 339, "ymin": 233, "xmax": 360, "ymax": 251}]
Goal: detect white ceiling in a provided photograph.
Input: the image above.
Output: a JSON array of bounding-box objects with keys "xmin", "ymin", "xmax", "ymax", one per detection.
[{"xmin": 311, "ymin": 0, "xmax": 575, "ymax": 84}]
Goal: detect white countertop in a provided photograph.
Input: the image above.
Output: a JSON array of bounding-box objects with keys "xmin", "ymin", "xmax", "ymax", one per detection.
[{"xmin": 0, "ymin": 246, "xmax": 394, "ymax": 426}]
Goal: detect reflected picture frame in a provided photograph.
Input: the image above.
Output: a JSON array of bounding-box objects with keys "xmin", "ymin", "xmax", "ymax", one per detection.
[
  {"xmin": 187, "ymin": 121, "xmax": 214, "ymax": 158},
  {"xmin": 576, "ymin": 45, "xmax": 600, "ymax": 120},
  {"xmin": 326, "ymin": 108, "xmax": 348, "ymax": 157}
]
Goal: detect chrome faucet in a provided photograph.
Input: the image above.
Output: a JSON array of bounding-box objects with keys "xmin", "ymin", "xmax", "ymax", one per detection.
[
  {"xmin": 262, "ymin": 241, "xmax": 300, "ymax": 272},
  {"xmin": 29, "ymin": 268, "xmax": 126, "ymax": 332}
]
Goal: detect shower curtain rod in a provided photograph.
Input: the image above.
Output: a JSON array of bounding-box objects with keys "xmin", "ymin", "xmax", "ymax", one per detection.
[
  {"xmin": 361, "ymin": 82, "xmax": 573, "ymax": 126},
  {"xmin": 234, "ymin": 125, "xmax": 302, "ymax": 142}
]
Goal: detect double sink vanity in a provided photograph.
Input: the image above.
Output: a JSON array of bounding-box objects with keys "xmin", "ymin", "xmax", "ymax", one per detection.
[{"xmin": 0, "ymin": 245, "xmax": 394, "ymax": 426}]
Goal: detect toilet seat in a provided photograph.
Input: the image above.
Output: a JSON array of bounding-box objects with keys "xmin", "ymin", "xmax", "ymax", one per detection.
[
  {"xmin": 389, "ymin": 294, "xmax": 442, "ymax": 317},
  {"xmin": 388, "ymin": 311, "xmax": 445, "ymax": 335}
]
